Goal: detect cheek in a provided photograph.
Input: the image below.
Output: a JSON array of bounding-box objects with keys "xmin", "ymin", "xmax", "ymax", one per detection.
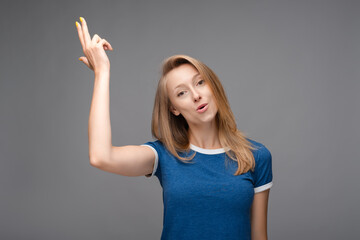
[
  {"xmin": 169, "ymin": 99, "xmax": 187, "ymax": 114},
  {"xmin": 209, "ymin": 95, "xmax": 218, "ymax": 111},
  {"xmin": 168, "ymin": 95, "xmax": 182, "ymax": 108},
  {"xmin": 204, "ymin": 86, "xmax": 215, "ymax": 97}
]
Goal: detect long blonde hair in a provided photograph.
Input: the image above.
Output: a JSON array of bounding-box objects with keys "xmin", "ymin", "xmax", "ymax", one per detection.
[{"xmin": 151, "ymin": 55, "xmax": 258, "ymax": 175}]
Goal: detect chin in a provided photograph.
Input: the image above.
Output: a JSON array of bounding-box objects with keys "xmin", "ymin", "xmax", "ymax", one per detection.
[{"xmin": 200, "ymin": 113, "xmax": 217, "ymax": 124}]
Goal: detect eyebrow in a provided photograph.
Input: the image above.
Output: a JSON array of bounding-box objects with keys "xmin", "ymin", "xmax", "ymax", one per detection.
[{"xmin": 173, "ymin": 73, "xmax": 201, "ymax": 91}]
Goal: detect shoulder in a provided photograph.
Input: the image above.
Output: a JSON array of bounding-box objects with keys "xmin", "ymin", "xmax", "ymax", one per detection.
[
  {"xmin": 142, "ymin": 139, "xmax": 167, "ymax": 154},
  {"xmin": 143, "ymin": 139, "xmax": 163, "ymax": 147},
  {"xmin": 246, "ymin": 138, "xmax": 272, "ymax": 163},
  {"xmin": 246, "ymin": 137, "xmax": 269, "ymax": 151},
  {"xmin": 246, "ymin": 138, "xmax": 273, "ymax": 190}
]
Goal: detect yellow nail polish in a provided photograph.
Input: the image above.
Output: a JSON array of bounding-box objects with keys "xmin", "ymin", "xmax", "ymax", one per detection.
[
  {"xmin": 79, "ymin": 58, "xmax": 82, "ymax": 61},
  {"xmin": 75, "ymin": 21, "xmax": 79, "ymax": 27},
  {"xmin": 80, "ymin": 17, "xmax": 84, "ymax": 22}
]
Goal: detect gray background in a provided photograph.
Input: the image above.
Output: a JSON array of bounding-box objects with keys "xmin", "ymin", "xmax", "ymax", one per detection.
[{"xmin": 1, "ymin": 0, "xmax": 359, "ymax": 239}]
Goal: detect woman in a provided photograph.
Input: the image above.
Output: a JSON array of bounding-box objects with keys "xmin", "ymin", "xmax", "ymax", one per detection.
[{"xmin": 76, "ymin": 17, "xmax": 273, "ymax": 240}]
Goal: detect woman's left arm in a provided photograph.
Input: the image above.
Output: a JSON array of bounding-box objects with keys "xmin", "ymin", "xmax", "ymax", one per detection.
[{"xmin": 250, "ymin": 189, "xmax": 270, "ymax": 240}]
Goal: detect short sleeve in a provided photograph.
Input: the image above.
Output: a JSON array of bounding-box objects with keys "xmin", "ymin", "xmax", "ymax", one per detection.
[
  {"xmin": 252, "ymin": 145, "xmax": 273, "ymax": 193},
  {"xmin": 141, "ymin": 141, "xmax": 160, "ymax": 178}
]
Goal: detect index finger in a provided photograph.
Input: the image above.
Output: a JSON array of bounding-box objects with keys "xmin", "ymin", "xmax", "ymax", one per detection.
[
  {"xmin": 75, "ymin": 21, "xmax": 85, "ymax": 50},
  {"xmin": 79, "ymin": 17, "xmax": 91, "ymax": 47}
]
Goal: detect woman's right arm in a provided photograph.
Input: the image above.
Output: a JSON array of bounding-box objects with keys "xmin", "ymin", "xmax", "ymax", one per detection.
[
  {"xmin": 76, "ymin": 17, "xmax": 155, "ymax": 177},
  {"xmin": 89, "ymin": 71, "xmax": 155, "ymax": 177},
  {"xmin": 88, "ymin": 71, "xmax": 111, "ymax": 165}
]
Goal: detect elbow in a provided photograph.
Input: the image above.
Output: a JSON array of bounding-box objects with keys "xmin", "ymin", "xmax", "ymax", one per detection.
[
  {"xmin": 89, "ymin": 150, "xmax": 111, "ymax": 168},
  {"xmin": 89, "ymin": 156, "xmax": 103, "ymax": 168}
]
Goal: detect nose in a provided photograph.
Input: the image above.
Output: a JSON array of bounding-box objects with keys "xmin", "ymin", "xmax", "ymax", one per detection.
[{"xmin": 192, "ymin": 89, "xmax": 201, "ymax": 102}]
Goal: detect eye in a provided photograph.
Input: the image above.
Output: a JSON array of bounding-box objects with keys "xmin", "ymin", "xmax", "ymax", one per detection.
[
  {"xmin": 177, "ymin": 91, "xmax": 185, "ymax": 97},
  {"xmin": 197, "ymin": 79, "xmax": 205, "ymax": 85}
]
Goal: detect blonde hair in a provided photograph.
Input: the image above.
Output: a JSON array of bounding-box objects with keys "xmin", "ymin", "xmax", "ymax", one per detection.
[{"xmin": 151, "ymin": 54, "xmax": 258, "ymax": 175}]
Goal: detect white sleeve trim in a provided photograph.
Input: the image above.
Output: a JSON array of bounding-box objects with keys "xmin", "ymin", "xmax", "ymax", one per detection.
[
  {"xmin": 254, "ymin": 181, "xmax": 273, "ymax": 193},
  {"xmin": 141, "ymin": 144, "xmax": 158, "ymax": 178}
]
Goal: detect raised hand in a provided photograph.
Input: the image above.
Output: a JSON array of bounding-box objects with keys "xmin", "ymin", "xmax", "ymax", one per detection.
[{"xmin": 75, "ymin": 17, "xmax": 113, "ymax": 74}]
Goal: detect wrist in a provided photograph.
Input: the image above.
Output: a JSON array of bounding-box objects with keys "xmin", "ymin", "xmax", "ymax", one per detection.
[{"xmin": 94, "ymin": 68, "xmax": 110, "ymax": 78}]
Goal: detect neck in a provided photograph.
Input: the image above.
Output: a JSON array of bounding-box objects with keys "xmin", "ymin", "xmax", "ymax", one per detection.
[{"xmin": 188, "ymin": 120, "xmax": 221, "ymax": 149}]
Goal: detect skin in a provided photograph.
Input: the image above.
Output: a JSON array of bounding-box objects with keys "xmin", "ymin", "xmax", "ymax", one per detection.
[
  {"xmin": 166, "ymin": 63, "xmax": 221, "ymax": 149},
  {"xmin": 251, "ymin": 189, "xmax": 270, "ymax": 240},
  {"xmin": 75, "ymin": 17, "xmax": 113, "ymax": 74},
  {"xmin": 77, "ymin": 17, "xmax": 270, "ymax": 239},
  {"xmin": 166, "ymin": 64, "xmax": 270, "ymax": 239}
]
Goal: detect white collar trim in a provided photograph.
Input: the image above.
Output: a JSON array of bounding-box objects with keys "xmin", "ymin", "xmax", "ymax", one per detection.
[{"xmin": 189, "ymin": 144, "xmax": 228, "ymax": 155}]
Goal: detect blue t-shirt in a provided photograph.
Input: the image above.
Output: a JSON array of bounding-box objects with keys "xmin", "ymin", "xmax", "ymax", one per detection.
[{"xmin": 142, "ymin": 138, "xmax": 273, "ymax": 240}]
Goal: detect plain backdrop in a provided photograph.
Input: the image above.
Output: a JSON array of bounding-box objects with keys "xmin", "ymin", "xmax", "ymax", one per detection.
[{"xmin": 1, "ymin": 0, "xmax": 359, "ymax": 239}]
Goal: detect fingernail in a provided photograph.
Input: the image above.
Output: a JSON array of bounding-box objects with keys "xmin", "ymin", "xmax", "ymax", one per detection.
[
  {"xmin": 79, "ymin": 58, "xmax": 82, "ymax": 61},
  {"xmin": 75, "ymin": 21, "xmax": 79, "ymax": 27},
  {"xmin": 79, "ymin": 17, "xmax": 84, "ymax": 22}
]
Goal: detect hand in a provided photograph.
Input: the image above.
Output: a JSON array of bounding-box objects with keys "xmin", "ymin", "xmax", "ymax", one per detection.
[{"xmin": 75, "ymin": 17, "xmax": 113, "ymax": 74}]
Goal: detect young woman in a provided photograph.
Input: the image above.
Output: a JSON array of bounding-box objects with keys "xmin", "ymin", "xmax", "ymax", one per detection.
[{"xmin": 76, "ymin": 17, "xmax": 273, "ymax": 240}]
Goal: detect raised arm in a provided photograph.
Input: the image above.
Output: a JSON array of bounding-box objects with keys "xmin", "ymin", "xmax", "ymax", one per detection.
[
  {"xmin": 88, "ymin": 68, "xmax": 155, "ymax": 176},
  {"xmin": 76, "ymin": 16, "xmax": 113, "ymax": 164},
  {"xmin": 76, "ymin": 17, "xmax": 155, "ymax": 177}
]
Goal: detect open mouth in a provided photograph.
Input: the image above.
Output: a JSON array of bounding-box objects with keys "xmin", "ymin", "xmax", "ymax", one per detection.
[
  {"xmin": 197, "ymin": 104, "xmax": 207, "ymax": 110},
  {"xmin": 197, "ymin": 103, "xmax": 208, "ymax": 112}
]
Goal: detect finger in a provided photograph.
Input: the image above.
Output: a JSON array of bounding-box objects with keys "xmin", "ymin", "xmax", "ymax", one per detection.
[
  {"xmin": 75, "ymin": 21, "xmax": 85, "ymax": 50},
  {"xmin": 79, "ymin": 57, "xmax": 93, "ymax": 70},
  {"xmin": 97, "ymin": 38, "xmax": 113, "ymax": 51},
  {"xmin": 91, "ymin": 34, "xmax": 101, "ymax": 44},
  {"xmin": 105, "ymin": 39, "xmax": 113, "ymax": 50},
  {"xmin": 79, "ymin": 17, "xmax": 91, "ymax": 47}
]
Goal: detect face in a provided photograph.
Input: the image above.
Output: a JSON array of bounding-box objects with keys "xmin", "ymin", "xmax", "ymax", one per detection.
[{"xmin": 166, "ymin": 64, "xmax": 218, "ymax": 127}]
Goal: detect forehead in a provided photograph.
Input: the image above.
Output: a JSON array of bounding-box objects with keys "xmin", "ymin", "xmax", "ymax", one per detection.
[{"xmin": 165, "ymin": 64, "xmax": 200, "ymax": 88}]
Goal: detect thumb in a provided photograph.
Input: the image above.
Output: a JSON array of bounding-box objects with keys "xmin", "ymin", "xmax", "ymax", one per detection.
[{"xmin": 78, "ymin": 57, "xmax": 93, "ymax": 70}]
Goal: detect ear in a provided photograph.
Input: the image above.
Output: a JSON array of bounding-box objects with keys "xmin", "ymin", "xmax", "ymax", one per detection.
[{"xmin": 169, "ymin": 105, "xmax": 180, "ymax": 116}]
